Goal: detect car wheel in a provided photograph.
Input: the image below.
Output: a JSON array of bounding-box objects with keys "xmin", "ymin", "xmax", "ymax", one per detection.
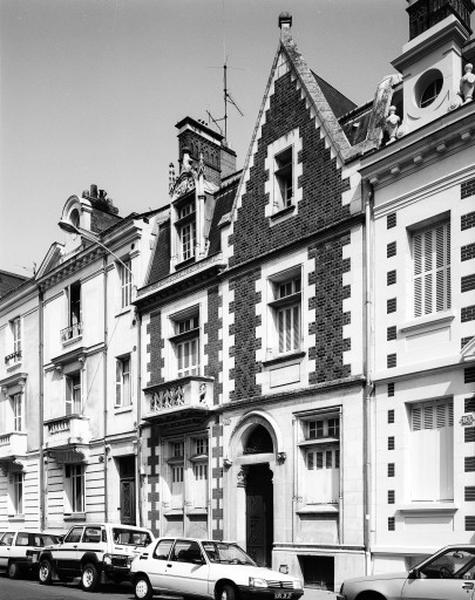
[
  {"xmin": 135, "ymin": 574, "xmax": 153, "ymax": 600},
  {"xmin": 8, "ymin": 561, "xmax": 20, "ymax": 579},
  {"xmin": 81, "ymin": 562, "xmax": 100, "ymax": 592},
  {"xmin": 38, "ymin": 558, "xmax": 53, "ymax": 585},
  {"xmin": 218, "ymin": 583, "xmax": 237, "ymax": 600}
]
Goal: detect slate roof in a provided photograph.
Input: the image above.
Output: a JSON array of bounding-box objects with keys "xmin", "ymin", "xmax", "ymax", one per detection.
[
  {"xmin": 0, "ymin": 269, "xmax": 29, "ymax": 299},
  {"xmin": 311, "ymin": 71, "xmax": 356, "ymax": 119}
]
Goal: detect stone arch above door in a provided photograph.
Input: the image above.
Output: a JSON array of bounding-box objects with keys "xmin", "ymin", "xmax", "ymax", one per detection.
[{"xmin": 228, "ymin": 409, "xmax": 286, "ymax": 462}]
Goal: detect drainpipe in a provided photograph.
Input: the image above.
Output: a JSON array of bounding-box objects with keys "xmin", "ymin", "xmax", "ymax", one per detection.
[
  {"xmin": 362, "ymin": 178, "xmax": 375, "ymax": 575},
  {"xmin": 103, "ymin": 256, "xmax": 109, "ymax": 521},
  {"xmin": 38, "ymin": 285, "xmax": 45, "ymax": 530},
  {"xmin": 135, "ymin": 308, "xmax": 143, "ymax": 526}
]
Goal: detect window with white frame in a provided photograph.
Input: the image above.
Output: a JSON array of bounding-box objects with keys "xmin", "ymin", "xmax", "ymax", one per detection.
[
  {"xmin": 62, "ymin": 281, "xmax": 82, "ymax": 342},
  {"xmin": 10, "ymin": 317, "xmax": 21, "ymax": 359},
  {"xmin": 300, "ymin": 414, "xmax": 340, "ymax": 505},
  {"xmin": 274, "ymin": 146, "xmax": 294, "ymax": 209},
  {"xmin": 11, "ymin": 472, "xmax": 23, "ymax": 514},
  {"xmin": 65, "ymin": 372, "xmax": 81, "ymax": 415},
  {"xmin": 412, "ymin": 219, "xmax": 451, "ymax": 317},
  {"xmin": 115, "ymin": 355, "xmax": 131, "ymax": 408},
  {"xmin": 65, "ymin": 464, "xmax": 85, "ymax": 513},
  {"xmin": 168, "ymin": 440, "xmax": 184, "ymax": 510},
  {"xmin": 176, "ymin": 200, "xmax": 196, "ymax": 263},
  {"xmin": 191, "ymin": 436, "xmax": 209, "ymax": 509},
  {"xmin": 120, "ymin": 259, "xmax": 132, "ymax": 308},
  {"xmin": 409, "ymin": 398, "xmax": 453, "ymax": 502},
  {"xmin": 171, "ymin": 311, "xmax": 200, "ymax": 378},
  {"xmin": 11, "ymin": 393, "xmax": 22, "ymax": 431},
  {"xmin": 269, "ymin": 270, "xmax": 301, "ymax": 356}
]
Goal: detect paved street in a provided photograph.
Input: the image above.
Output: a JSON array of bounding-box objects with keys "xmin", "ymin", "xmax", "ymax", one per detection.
[
  {"xmin": 0, "ymin": 576, "xmax": 338, "ymax": 600},
  {"xmin": 0, "ymin": 576, "xmax": 132, "ymax": 600}
]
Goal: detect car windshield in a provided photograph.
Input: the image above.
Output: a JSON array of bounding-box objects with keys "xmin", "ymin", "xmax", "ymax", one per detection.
[
  {"xmin": 112, "ymin": 528, "xmax": 152, "ymax": 547},
  {"xmin": 202, "ymin": 542, "xmax": 255, "ymax": 565}
]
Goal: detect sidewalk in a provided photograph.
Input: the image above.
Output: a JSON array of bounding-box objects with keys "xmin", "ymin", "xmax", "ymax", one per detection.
[{"xmin": 302, "ymin": 588, "xmax": 337, "ymax": 600}]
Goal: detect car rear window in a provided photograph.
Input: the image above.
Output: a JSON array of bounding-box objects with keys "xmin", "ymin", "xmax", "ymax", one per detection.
[
  {"xmin": 0, "ymin": 532, "xmax": 15, "ymax": 546},
  {"xmin": 112, "ymin": 528, "xmax": 152, "ymax": 547}
]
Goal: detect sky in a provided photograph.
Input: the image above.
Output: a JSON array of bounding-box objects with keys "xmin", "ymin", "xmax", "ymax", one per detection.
[{"xmin": 0, "ymin": 0, "xmax": 407, "ymax": 276}]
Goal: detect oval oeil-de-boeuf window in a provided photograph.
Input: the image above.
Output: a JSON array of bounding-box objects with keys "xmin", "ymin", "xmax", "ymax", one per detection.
[{"xmin": 416, "ymin": 69, "xmax": 444, "ymax": 108}]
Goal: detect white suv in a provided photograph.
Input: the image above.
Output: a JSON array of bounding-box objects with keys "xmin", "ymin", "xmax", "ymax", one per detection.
[
  {"xmin": 130, "ymin": 537, "xmax": 303, "ymax": 600},
  {"xmin": 0, "ymin": 530, "xmax": 61, "ymax": 579},
  {"xmin": 37, "ymin": 522, "xmax": 153, "ymax": 591}
]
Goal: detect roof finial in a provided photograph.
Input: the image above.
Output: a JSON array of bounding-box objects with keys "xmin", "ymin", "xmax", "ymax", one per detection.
[{"xmin": 278, "ymin": 12, "xmax": 292, "ymax": 39}]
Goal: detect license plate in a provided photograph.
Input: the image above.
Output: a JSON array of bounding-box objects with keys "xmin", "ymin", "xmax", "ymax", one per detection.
[{"xmin": 274, "ymin": 593, "xmax": 291, "ymax": 599}]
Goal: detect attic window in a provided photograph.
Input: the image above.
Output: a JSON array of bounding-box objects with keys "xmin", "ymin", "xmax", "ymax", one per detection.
[
  {"xmin": 70, "ymin": 209, "xmax": 80, "ymax": 228},
  {"xmin": 274, "ymin": 147, "xmax": 294, "ymax": 209},
  {"xmin": 416, "ymin": 69, "xmax": 443, "ymax": 108}
]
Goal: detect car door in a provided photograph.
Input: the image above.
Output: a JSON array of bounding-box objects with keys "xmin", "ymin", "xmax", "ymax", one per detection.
[
  {"xmin": 165, "ymin": 539, "xmax": 209, "ymax": 598},
  {"xmin": 402, "ymin": 547, "xmax": 475, "ymax": 600},
  {"xmin": 12, "ymin": 531, "xmax": 29, "ymax": 563},
  {"xmin": 0, "ymin": 531, "xmax": 16, "ymax": 569},
  {"xmin": 54, "ymin": 525, "xmax": 84, "ymax": 576},
  {"xmin": 148, "ymin": 538, "xmax": 175, "ymax": 591}
]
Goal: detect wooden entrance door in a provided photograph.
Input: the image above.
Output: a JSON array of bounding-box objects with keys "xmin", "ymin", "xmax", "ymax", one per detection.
[
  {"xmin": 118, "ymin": 456, "xmax": 136, "ymax": 525},
  {"xmin": 246, "ymin": 464, "xmax": 273, "ymax": 567}
]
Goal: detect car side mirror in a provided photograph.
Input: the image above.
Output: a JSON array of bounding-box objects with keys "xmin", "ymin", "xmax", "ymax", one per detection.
[{"xmin": 408, "ymin": 569, "xmax": 419, "ymax": 580}]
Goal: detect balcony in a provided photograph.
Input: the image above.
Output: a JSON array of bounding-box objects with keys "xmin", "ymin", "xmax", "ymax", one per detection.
[
  {"xmin": 60, "ymin": 322, "xmax": 82, "ymax": 344},
  {"xmin": 0, "ymin": 432, "xmax": 27, "ymax": 460},
  {"xmin": 143, "ymin": 376, "xmax": 214, "ymax": 425},
  {"xmin": 4, "ymin": 350, "xmax": 22, "ymax": 369},
  {"xmin": 44, "ymin": 414, "xmax": 90, "ymax": 463}
]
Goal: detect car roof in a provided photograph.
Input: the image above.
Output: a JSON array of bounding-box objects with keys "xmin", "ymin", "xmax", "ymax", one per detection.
[{"xmin": 70, "ymin": 523, "xmax": 152, "ymax": 532}]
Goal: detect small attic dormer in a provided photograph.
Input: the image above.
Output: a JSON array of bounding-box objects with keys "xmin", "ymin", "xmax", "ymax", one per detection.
[
  {"xmin": 169, "ymin": 118, "xmax": 234, "ymax": 271},
  {"xmin": 391, "ymin": 0, "xmax": 474, "ymax": 135},
  {"xmin": 59, "ymin": 184, "xmax": 121, "ymax": 255}
]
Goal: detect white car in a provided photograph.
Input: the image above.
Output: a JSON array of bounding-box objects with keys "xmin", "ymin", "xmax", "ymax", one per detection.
[
  {"xmin": 130, "ymin": 537, "xmax": 304, "ymax": 600},
  {"xmin": 338, "ymin": 544, "xmax": 475, "ymax": 600},
  {"xmin": 37, "ymin": 522, "xmax": 154, "ymax": 591},
  {"xmin": 0, "ymin": 529, "xmax": 62, "ymax": 579}
]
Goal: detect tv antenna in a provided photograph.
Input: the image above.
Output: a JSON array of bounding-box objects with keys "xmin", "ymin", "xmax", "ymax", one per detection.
[{"xmin": 207, "ymin": 60, "xmax": 244, "ymax": 145}]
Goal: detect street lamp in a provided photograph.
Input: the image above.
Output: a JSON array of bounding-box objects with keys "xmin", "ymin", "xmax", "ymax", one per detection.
[{"xmin": 58, "ymin": 219, "xmax": 133, "ymax": 275}]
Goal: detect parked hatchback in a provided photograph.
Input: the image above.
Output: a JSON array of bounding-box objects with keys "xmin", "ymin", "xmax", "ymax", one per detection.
[
  {"xmin": 37, "ymin": 522, "xmax": 154, "ymax": 591},
  {"xmin": 338, "ymin": 544, "xmax": 475, "ymax": 600},
  {"xmin": 130, "ymin": 537, "xmax": 304, "ymax": 600},
  {"xmin": 0, "ymin": 530, "xmax": 62, "ymax": 579}
]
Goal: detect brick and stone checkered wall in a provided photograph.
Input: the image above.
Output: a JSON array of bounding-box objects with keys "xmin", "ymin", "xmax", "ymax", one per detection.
[
  {"xmin": 147, "ymin": 310, "xmax": 164, "ymax": 386},
  {"xmin": 229, "ymin": 70, "xmax": 350, "ymax": 267},
  {"xmin": 147, "ymin": 425, "xmax": 161, "ymax": 535},
  {"xmin": 308, "ymin": 233, "xmax": 352, "ymax": 383},
  {"xmin": 229, "ymin": 268, "xmax": 262, "ymax": 402},
  {"xmin": 205, "ymin": 285, "xmax": 222, "ymax": 405}
]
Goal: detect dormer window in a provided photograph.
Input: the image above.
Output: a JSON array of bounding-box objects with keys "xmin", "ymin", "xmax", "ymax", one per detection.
[
  {"xmin": 175, "ymin": 199, "xmax": 196, "ymax": 265},
  {"xmin": 416, "ymin": 69, "xmax": 443, "ymax": 108}
]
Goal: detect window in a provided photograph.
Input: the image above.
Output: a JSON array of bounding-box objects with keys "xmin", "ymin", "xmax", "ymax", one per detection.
[
  {"xmin": 11, "ymin": 317, "xmax": 21, "ymax": 358},
  {"xmin": 269, "ymin": 272, "xmax": 301, "ymax": 356},
  {"xmin": 171, "ymin": 312, "xmax": 200, "ymax": 378},
  {"xmin": 301, "ymin": 414, "xmax": 340, "ymax": 505},
  {"xmin": 409, "ymin": 399, "xmax": 453, "ymax": 501},
  {"xmin": 153, "ymin": 539, "xmax": 173, "ymax": 560},
  {"xmin": 274, "ymin": 146, "xmax": 294, "ymax": 209},
  {"xmin": 65, "ymin": 464, "xmax": 85, "ymax": 513},
  {"xmin": 176, "ymin": 201, "xmax": 196, "ymax": 263},
  {"xmin": 412, "ymin": 220, "xmax": 450, "ymax": 317},
  {"xmin": 416, "ymin": 69, "xmax": 443, "ymax": 108},
  {"xmin": 115, "ymin": 355, "xmax": 131, "ymax": 408},
  {"xmin": 11, "ymin": 393, "xmax": 22, "ymax": 431},
  {"xmin": 66, "ymin": 372, "xmax": 81, "ymax": 415},
  {"xmin": 62, "ymin": 281, "xmax": 82, "ymax": 341},
  {"xmin": 168, "ymin": 440, "xmax": 184, "ymax": 510},
  {"xmin": 63, "ymin": 526, "xmax": 84, "ymax": 543},
  {"xmin": 120, "ymin": 259, "xmax": 132, "ymax": 308},
  {"xmin": 191, "ymin": 437, "xmax": 209, "ymax": 509},
  {"xmin": 12, "ymin": 472, "xmax": 23, "ymax": 514}
]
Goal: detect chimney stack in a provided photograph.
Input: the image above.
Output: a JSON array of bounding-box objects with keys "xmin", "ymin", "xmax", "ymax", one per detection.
[{"xmin": 278, "ymin": 12, "xmax": 292, "ymax": 39}]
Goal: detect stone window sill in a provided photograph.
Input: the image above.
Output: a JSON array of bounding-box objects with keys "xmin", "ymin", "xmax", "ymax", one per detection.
[
  {"xmin": 269, "ymin": 204, "xmax": 296, "ymax": 223},
  {"xmin": 397, "ymin": 503, "xmax": 457, "ymax": 514},
  {"xmin": 115, "ymin": 306, "xmax": 132, "ymax": 319},
  {"xmin": 296, "ymin": 504, "xmax": 339, "ymax": 514},
  {"xmin": 114, "ymin": 405, "xmax": 133, "ymax": 415},
  {"xmin": 8, "ymin": 514, "xmax": 25, "ymax": 522},
  {"xmin": 64, "ymin": 512, "xmax": 86, "ymax": 522},
  {"xmin": 262, "ymin": 350, "xmax": 305, "ymax": 368},
  {"xmin": 62, "ymin": 335, "xmax": 83, "ymax": 348},
  {"xmin": 399, "ymin": 311, "xmax": 454, "ymax": 335}
]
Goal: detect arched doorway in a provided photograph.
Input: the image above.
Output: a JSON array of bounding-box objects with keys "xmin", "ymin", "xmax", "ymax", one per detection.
[{"xmin": 242, "ymin": 425, "xmax": 274, "ymax": 567}]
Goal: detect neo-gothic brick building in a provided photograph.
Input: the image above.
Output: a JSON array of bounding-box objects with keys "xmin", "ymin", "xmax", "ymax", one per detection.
[{"xmin": 1, "ymin": 1, "xmax": 475, "ymax": 594}]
